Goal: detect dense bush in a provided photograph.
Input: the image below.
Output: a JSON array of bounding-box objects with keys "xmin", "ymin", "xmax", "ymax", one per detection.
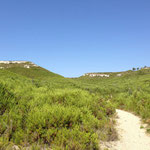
[
  {"xmin": 1, "ymin": 67, "xmax": 150, "ymax": 149},
  {"xmin": 76, "ymin": 70, "xmax": 150, "ymax": 123},
  {"xmin": 0, "ymin": 70, "xmax": 115, "ymax": 150}
]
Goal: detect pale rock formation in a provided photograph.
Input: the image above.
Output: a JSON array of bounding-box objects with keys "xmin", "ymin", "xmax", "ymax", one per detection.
[{"xmin": 117, "ymin": 74, "xmax": 122, "ymax": 77}]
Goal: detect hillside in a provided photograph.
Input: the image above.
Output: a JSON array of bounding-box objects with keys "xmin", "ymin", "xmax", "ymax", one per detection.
[
  {"xmin": 0, "ymin": 61, "xmax": 63, "ymax": 79},
  {"xmin": 81, "ymin": 67, "xmax": 150, "ymax": 78},
  {"xmin": 75, "ymin": 68, "xmax": 150, "ymax": 123},
  {"xmin": 0, "ymin": 62, "xmax": 150, "ymax": 150},
  {"xmin": 0, "ymin": 61, "xmax": 115, "ymax": 150}
]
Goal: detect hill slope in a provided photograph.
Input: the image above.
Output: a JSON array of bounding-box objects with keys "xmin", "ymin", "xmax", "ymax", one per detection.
[
  {"xmin": 0, "ymin": 61, "xmax": 115, "ymax": 150},
  {"xmin": 0, "ymin": 61, "xmax": 63, "ymax": 79},
  {"xmin": 0, "ymin": 61, "xmax": 150, "ymax": 150},
  {"xmin": 82, "ymin": 67, "xmax": 150, "ymax": 78}
]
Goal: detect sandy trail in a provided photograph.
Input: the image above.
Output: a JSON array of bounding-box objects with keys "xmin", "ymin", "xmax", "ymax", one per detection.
[{"xmin": 101, "ymin": 109, "xmax": 150, "ymax": 150}]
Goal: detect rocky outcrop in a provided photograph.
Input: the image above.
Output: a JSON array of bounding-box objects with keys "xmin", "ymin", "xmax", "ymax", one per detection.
[
  {"xmin": 83, "ymin": 73, "xmax": 110, "ymax": 78},
  {"xmin": 0, "ymin": 61, "xmax": 38, "ymax": 69},
  {"xmin": 117, "ymin": 74, "xmax": 122, "ymax": 77},
  {"xmin": 0, "ymin": 61, "xmax": 28, "ymax": 64}
]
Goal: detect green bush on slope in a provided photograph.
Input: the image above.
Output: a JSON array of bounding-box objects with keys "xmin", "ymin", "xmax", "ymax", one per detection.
[
  {"xmin": 0, "ymin": 70, "xmax": 115, "ymax": 150},
  {"xmin": 75, "ymin": 70, "xmax": 150, "ymax": 124}
]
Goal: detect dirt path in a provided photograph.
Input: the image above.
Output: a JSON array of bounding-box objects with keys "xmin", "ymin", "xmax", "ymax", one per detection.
[{"xmin": 101, "ymin": 109, "xmax": 150, "ymax": 150}]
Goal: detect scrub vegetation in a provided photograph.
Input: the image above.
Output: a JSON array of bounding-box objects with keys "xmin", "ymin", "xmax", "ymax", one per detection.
[
  {"xmin": 0, "ymin": 63, "xmax": 150, "ymax": 150},
  {"xmin": 0, "ymin": 65, "xmax": 115, "ymax": 150},
  {"xmin": 77, "ymin": 68, "xmax": 150, "ymax": 124}
]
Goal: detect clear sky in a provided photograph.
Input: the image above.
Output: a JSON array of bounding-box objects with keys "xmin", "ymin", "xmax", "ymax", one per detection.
[{"xmin": 0, "ymin": 0, "xmax": 150, "ymax": 77}]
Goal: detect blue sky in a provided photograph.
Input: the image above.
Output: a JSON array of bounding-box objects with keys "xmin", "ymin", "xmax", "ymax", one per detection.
[{"xmin": 0, "ymin": 0, "xmax": 150, "ymax": 77}]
